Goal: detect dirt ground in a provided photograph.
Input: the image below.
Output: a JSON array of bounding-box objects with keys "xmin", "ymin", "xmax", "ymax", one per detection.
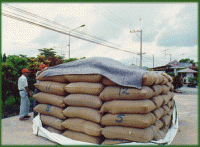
[{"xmin": 1, "ymin": 89, "xmax": 198, "ymax": 145}]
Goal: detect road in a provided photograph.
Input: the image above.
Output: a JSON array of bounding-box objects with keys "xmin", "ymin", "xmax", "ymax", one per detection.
[{"xmin": 1, "ymin": 86, "xmax": 198, "ymax": 145}]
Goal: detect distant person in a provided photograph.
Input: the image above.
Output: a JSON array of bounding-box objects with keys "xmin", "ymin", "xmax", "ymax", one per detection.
[
  {"xmin": 33, "ymin": 64, "xmax": 48, "ymax": 118},
  {"xmin": 18, "ymin": 68, "xmax": 33, "ymax": 121}
]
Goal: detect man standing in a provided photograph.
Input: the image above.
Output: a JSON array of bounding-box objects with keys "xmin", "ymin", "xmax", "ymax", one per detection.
[{"xmin": 18, "ymin": 68, "xmax": 33, "ymax": 121}]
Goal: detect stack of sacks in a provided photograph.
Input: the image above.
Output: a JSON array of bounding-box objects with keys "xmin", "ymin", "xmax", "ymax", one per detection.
[
  {"xmin": 62, "ymin": 74, "xmax": 104, "ymax": 144},
  {"xmin": 99, "ymin": 75, "xmax": 158, "ymax": 145},
  {"xmin": 33, "ymin": 75, "xmax": 68, "ymax": 134},
  {"xmin": 143, "ymin": 72, "xmax": 175, "ymax": 141},
  {"xmin": 99, "ymin": 72, "xmax": 175, "ymax": 145}
]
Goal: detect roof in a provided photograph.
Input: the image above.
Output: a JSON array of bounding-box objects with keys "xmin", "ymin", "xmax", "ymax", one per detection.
[{"xmin": 177, "ymin": 68, "xmax": 197, "ymax": 73}]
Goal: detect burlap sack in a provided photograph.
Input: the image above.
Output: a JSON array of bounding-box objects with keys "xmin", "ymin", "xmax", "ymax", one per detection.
[
  {"xmin": 65, "ymin": 82, "xmax": 104, "ymax": 95},
  {"xmin": 154, "ymin": 119, "xmax": 164, "ymax": 129},
  {"xmin": 162, "ymin": 94, "xmax": 172, "ymax": 105},
  {"xmin": 166, "ymin": 82, "xmax": 174, "ymax": 91},
  {"xmin": 160, "ymin": 115, "xmax": 171, "ymax": 126},
  {"xmin": 168, "ymin": 109, "xmax": 173, "ymax": 116},
  {"xmin": 100, "ymin": 100, "xmax": 156, "ymax": 114},
  {"xmin": 33, "ymin": 92, "xmax": 65, "ymax": 108},
  {"xmin": 153, "ymin": 130, "xmax": 166, "ymax": 141},
  {"xmin": 151, "ymin": 85, "xmax": 163, "ymax": 96},
  {"xmin": 44, "ymin": 125, "xmax": 64, "ymax": 134},
  {"xmin": 101, "ymin": 77, "xmax": 118, "ymax": 86},
  {"xmin": 36, "ymin": 72, "xmax": 67, "ymax": 83},
  {"xmin": 64, "ymin": 94, "xmax": 102, "ymax": 109},
  {"xmin": 62, "ymin": 118, "xmax": 102, "ymax": 136},
  {"xmin": 162, "ymin": 105, "xmax": 171, "ymax": 115},
  {"xmin": 160, "ymin": 125, "xmax": 169, "ymax": 134},
  {"xmin": 161, "ymin": 72, "xmax": 173, "ymax": 83},
  {"xmin": 161, "ymin": 85, "xmax": 170, "ymax": 95},
  {"xmin": 154, "ymin": 73, "xmax": 164, "ymax": 85},
  {"xmin": 142, "ymin": 73, "xmax": 156, "ymax": 86},
  {"xmin": 34, "ymin": 81, "xmax": 67, "ymax": 96},
  {"xmin": 101, "ymin": 139, "xmax": 131, "ymax": 145},
  {"xmin": 161, "ymin": 77, "xmax": 168, "ymax": 85},
  {"xmin": 64, "ymin": 74, "xmax": 103, "ymax": 83},
  {"xmin": 167, "ymin": 99, "xmax": 175, "ymax": 109},
  {"xmin": 167, "ymin": 91, "xmax": 175, "ymax": 100},
  {"xmin": 150, "ymin": 95, "xmax": 164, "ymax": 108},
  {"xmin": 152, "ymin": 107, "xmax": 165, "ymax": 120},
  {"xmin": 62, "ymin": 130, "xmax": 103, "ymax": 144},
  {"xmin": 101, "ymin": 113, "xmax": 156, "ymax": 128},
  {"xmin": 63, "ymin": 106, "xmax": 102, "ymax": 123},
  {"xmin": 33, "ymin": 104, "xmax": 66, "ymax": 120},
  {"xmin": 40, "ymin": 114, "xmax": 65, "ymax": 130},
  {"xmin": 102, "ymin": 125, "xmax": 159, "ymax": 143},
  {"xmin": 99, "ymin": 86, "xmax": 154, "ymax": 101}
]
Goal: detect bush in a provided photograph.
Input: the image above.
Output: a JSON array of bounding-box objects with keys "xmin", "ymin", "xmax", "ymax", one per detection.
[{"xmin": 172, "ymin": 75, "xmax": 183, "ymax": 91}]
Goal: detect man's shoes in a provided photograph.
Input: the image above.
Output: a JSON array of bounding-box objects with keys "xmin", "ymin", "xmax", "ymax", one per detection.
[
  {"xmin": 24, "ymin": 115, "xmax": 31, "ymax": 118},
  {"xmin": 19, "ymin": 115, "xmax": 30, "ymax": 121}
]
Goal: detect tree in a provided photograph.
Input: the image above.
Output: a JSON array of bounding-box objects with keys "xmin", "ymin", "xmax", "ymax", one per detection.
[
  {"xmin": 2, "ymin": 53, "xmax": 6, "ymax": 62},
  {"xmin": 179, "ymin": 58, "xmax": 194, "ymax": 64},
  {"xmin": 38, "ymin": 48, "xmax": 56, "ymax": 58},
  {"xmin": 172, "ymin": 75, "xmax": 183, "ymax": 91}
]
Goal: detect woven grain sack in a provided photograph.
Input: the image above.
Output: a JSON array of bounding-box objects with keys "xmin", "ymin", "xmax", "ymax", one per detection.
[
  {"xmin": 160, "ymin": 115, "xmax": 171, "ymax": 126},
  {"xmin": 40, "ymin": 114, "xmax": 65, "ymax": 130},
  {"xmin": 167, "ymin": 91, "xmax": 175, "ymax": 100},
  {"xmin": 160, "ymin": 125, "xmax": 169, "ymax": 134},
  {"xmin": 33, "ymin": 92, "xmax": 65, "ymax": 108},
  {"xmin": 161, "ymin": 72, "xmax": 173, "ymax": 83},
  {"xmin": 154, "ymin": 73, "xmax": 164, "ymax": 85},
  {"xmin": 62, "ymin": 130, "xmax": 103, "ymax": 144},
  {"xmin": 65, "ymin": 82, "xmax": 104, "ymax": 95},
  {"xmin": 101, "ymin": 139, "xmax": 131, "ymax": 145},
  {"xmin": 142, "ymin": 73, "xmax": 156, "ymax": 86},
  {"xmin": 167, "ymin": 99, "xmax": 175, "ymax": 109},
  {"xmin": 150, "ymin": 95, "xmax": 164, "ymax": 108},
  {"xmin": 154, "ymin": 120, "xmax": 164, "ymax": 129},
  {"xmin": 152, "ymin": 107, "xmax": 165, "ymax": 120},
  {"xmin": 161, "ymin": 77, "xmax": 168, "ymax": 85},
  {"xmin": 162, "ymin": 105, "xmax": 171, "ymax": 115},
  {"xmin": 101, "ymin": 77, "xmax": 118, "ymax": 86},
  {"xmin": 63, "ymin": 106, "xmax": 102, "ymax": 123},
  {"xmin": 161, "ymin": 85, "xmax": 170, "ymax": 95},
  {"xmin": 99, "ymin": 86, "xmax": 154, "ymax": 101},
  {"xmin": 33, "ymin": 104, "xmax": 66, "ymax": 120},
  {"xmin": 101, "ymin": 113, "xmax": 156, "ymax": 128},
  {"xmin": 34, "ymin": 81, "xmax": 67, "ymax": 96},
  {"xmin": 36, "ymin": 72, "xmax": 67, "ymax": 83},
  {"xmin": 168, "ymin": 109, "xmax": 173, "ymax": 116},
  {"xmin": 64, "ymin": 94, "xmax": 102, "ymax": 109},
  {"xmin": 62, "ymin": 118, "xmax": 102, "ymax": 136},
  {"xmin": 162, "ymin": 94, "xmax": 171, "ymax": 105},
  {"xmin": 64, "ymin": 74, "xmax": 102, "ymax": 83},
  {"xmin": 151, "ymin": 85, "xmax": 163, "ymax": 96},
  {"xmin": 166, "ymin": 82, "xmax": 174, "ymax": 91},
  {"xmin": 102, "ymin": 125, "xmax": 159, "ymax": 143},
  {"xmin": 153, "ymin": 130, "xmax": 166, "ymax": 141},
  {"xmin": 44, "ymin": 125, "xmax": 64, "ymax": 134},
  {"xmin": 100, "ymin": 100, "xmax": 156, "ymax": 114}
]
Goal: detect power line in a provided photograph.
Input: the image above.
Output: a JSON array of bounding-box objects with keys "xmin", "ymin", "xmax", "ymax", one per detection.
[{"xmin": 2, "ymin": 12, "xmax": 137, "ymax": 55}]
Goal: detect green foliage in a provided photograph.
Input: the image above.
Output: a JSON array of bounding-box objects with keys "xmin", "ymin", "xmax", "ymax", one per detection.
[
  {"xmin": 2, "ymin": 53, "xmax": 6, "ymax": 62},
  {"xmin": 38, "ymin": 48, "xmax": 56, "ymax": 58},
  {"xmin": 172, "ymin": 75, "xmax": 183, "ymax": 91},
  {"xmin": 188, "ymin": 77, "xmax": 197, "ymax": 84},
  {"xmin": 179, "ymin": 58, "xmax": 194, "ymax": 63},
  {"xmin": 64, "ymin": 58, "xmax": 78, "ymax": 63}
]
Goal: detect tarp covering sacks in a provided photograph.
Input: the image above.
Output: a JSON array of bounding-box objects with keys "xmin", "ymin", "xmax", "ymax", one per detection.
[{"xmin": 32, "ymin": 57, "xmax": 178, "ymax": 145}]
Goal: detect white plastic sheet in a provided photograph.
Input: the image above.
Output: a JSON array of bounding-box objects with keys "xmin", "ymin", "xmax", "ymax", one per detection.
[{"xmin": 33, "ymin": 104, "xmax": 178, "ymax": 145}]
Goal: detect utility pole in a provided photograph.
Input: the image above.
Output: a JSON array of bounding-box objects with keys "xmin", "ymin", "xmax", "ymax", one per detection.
[
  {"xmin": 153, "ymin": 54, "xmax": 154, "ymax": 68},
  {"xmin": 163, "ymin": 49, "xmax": 172, "ymax": 62},
  {"xmin": 130, "ymin": 29, "xmax": 145, "ymax": 67}
]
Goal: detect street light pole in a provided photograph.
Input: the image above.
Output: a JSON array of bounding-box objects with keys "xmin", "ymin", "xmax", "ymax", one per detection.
[{"xmin": 68, "ymin": 24, "xmax": 85, "ymax": 59}]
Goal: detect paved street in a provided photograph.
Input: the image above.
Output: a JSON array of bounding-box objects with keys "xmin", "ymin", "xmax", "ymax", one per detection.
[{"xmin": 1, "ymin": 86, "xmax": 198, "ymax": 145}]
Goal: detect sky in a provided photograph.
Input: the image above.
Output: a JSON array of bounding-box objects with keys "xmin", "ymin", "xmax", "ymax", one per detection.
[{"xmin": 2, "ymin": 2, "xmax": 198, "ymax": 68}]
